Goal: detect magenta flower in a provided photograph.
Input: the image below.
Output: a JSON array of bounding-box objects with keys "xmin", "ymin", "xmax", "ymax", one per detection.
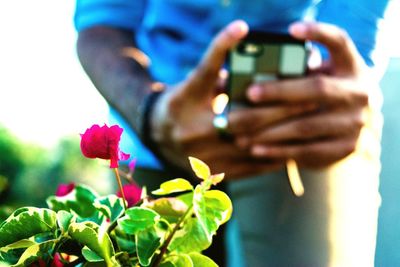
[
  {"xmin": 128, "ymin": 158, "xmax": 137, "ymax": 173},
  {"xmin": 80, "ymin": 124, "xmax": 130, "ymax": 168},
  {"xmin": 52, "ymin": 253, "xmax": 66, "ymax": 267},
  {"xmin": 30, "ymin": 253, "xmax": 67, "ymax": 267},
  {"xmin": 117, "ymin": 184, "xmax": 142, "ymax": 207},
  {"xmin": 55, "ymin": 183, "xmax": 75, "ymax": 197}
]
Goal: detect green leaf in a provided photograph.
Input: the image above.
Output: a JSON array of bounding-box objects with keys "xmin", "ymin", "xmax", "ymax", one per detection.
[
  {"xmin": 46, "ymin": 184, "xmax": 98, "ymax": 218},
  {"xmin": 82, "ymin": 262, "xmax": 107, "ymax": 267},
  {"xmin": 160, "ymin": 254, "xmax": 193, "ymax": 267},
  {"xmin": 209, "ymin": 173, "xmax": 225, "ymax": 185},
  {"xmin": 136, "ymin": 223, "xmax": 165, "ymax": 266},
  {"xmin": 0, "ymin": 249, "xmax": 19, "ymax": 265},
  {"xmin": 93, "ymin": 194, "xmax": 125, "ymax": 222},
  {"xmin": 168, "ymin": 217, "xmax": 210, "ymax": 253},
  {"xmin": 193, "ymin": 187, "xmax": 232, "ymax": 238},
  {"xmin": 56, "ymin": 210, "xmax": 74, "ymax": 233},
  {"xmin": 112, "ymin": 251, "xmax": 132, "ymax": 266},
  {"xmin": 114, "ymin": 233, "xmax": 136, "ymax": 254},
  {"xmin": 82, "ymin": 246, "xmax": 104, "ymax": 262},
  {"xmin": 68, "ymin": 221, "xmax": 114, "ymax": 263},
  {"xmin": 0, "ymin": 207, "xmax": 57, "ymax": 247},
  {"xmin": 118, "ymin": 207, "xmax": 160, "ymax": 235},
  {"xmin": 11, "ymin": 239, "xmax": 55, "ymax": 267},
  {"xmin": 188, "ymin": 157, "xmax": 210, "ymax": 180},
  {"xmin": 189, "ymin": 252, "xmax": 218, "ymax": 267},
  {"xmin": 75, "ymin": 211, "xmax": 104, "ymax": 226},
  {"xmin": 152, "ymin": 178, "xmax": 194, "ymax": 195},
  {"xmin": 146, "ymin": 198, "xmax": 188, "ymax": 223},
  {"xmin": 177, "ymin": 192, "xmax": 194, "ymax": 207},
  {"xmin": 136, "ymin": 231, "xmax": 161, "ymax": 266},
  {"xmin": 159, "ymin": 262, "xmax": 175, "ymax": 267},
  {"xmin": 33, "ymin": 231, "xmax": 54, "ymax": 243},
  {"xmin": 0, "ymin": 239, "xmax": 36, "ymax": 253}
]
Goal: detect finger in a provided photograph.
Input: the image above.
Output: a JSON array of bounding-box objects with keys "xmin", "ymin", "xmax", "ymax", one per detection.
[
  {"xmin": 185, "ymin": 20, "xmax": 249, "ymax": 97},
  {"xmin": 210, "ymin": 159, "xmax": 284, "ymax": 180},
  {"xmin": 250, "ymin": 137, "xmax": 357, "ymax": 168},
  {"xmin": 183, "ymin": 138, "xmax": 246, "ymax": 158},
  {"xmin": 216, "ymin": 69, "xmax": 229, "ymax": 94},
  {"xmin": 249, "ymin": 109, "xmax": 365, "ymax": 143},
  {"xmin": 247, "ymin": 75, "xmax": 368, "ymax": 106},
  {"xmin": 308, "ymin": 61, "xmax": 331, "ymax": 75},
  {"xmin": 289, "ymin": 22, "xmax": 362, "ymax": 75},
  {"xmin": 228, "ymin": 103, "xmax": 318, "ymax": 135},
  {"xmin": 307, "ymin": 45, "xmax": 323, "ymax": 70},
  {"xmin": 206, "ymin": 158, "xmax": 285, "ymax": 180},
  {"xmin": 181, "ymin": 139, "xmax": 285, "ymax": 179}
]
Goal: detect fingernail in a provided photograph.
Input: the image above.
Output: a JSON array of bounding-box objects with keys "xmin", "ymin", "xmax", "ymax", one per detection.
[
  {"xmin": 289, "ymin": 22, "xmax": 308, "ymax": 39},
  {"xmin": 247, "ymin": 85, "xmax": 262, "ymax": 102},
  {"xmin": 252, "ymin": 145, "xmax": 269, "ymax": 156},
  {"xmin": 227, "ymin": 20, "xmax": 249, "ymax": 38}
]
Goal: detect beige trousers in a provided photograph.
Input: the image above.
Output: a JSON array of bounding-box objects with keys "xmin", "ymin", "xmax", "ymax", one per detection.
[{"xmin": 228, "ymin": 99, "xmax": 383, "ymax": 266}]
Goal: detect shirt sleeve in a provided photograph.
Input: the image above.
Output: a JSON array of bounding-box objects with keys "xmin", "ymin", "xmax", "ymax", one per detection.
[
  {"xmin": 74, "ymin": 0, "xmax": 146, "ymax": 32},
  {"xmin": 316, "ymin": 0, "xmax": 389, "ymax": 67}
]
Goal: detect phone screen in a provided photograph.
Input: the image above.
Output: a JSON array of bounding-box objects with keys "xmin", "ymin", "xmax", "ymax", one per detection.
[{"xmin": 228, "ymin": 32, "xmax": 308, "ymax": 109}]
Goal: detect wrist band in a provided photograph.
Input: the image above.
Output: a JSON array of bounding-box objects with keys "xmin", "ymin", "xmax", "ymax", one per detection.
[
  {"xmin": 139, "ymin": 88, "xmax": 197, "ymax": 181},
  {"xmin": 140, "ymin": 90, "xmax": 164, "ymax": 149}
]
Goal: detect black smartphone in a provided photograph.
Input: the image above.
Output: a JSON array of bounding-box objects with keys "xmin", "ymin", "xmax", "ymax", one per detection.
[{"xmin": 227, "ymin": 31, "xmax": 308, "ymax": 110}]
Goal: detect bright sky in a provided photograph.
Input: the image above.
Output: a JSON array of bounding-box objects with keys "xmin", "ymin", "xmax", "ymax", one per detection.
[
  {"xmin": 0, "ymin": 0, "xmax": 108, "ymax": 147},
  {"xmin": 0, "ymin": 1, "xmax": 398, "ymax": 148}
]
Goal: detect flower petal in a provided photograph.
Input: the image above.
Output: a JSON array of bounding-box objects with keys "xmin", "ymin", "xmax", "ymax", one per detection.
[
  {"xmin": 80, "ymin": 124, "xmax": 130, "ymax": 168},
  {"xmin": 117, "ymin": 183, "xmax": 142, "ymax": 207}
]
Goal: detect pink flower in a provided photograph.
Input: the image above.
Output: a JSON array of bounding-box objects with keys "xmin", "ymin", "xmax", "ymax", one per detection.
[
  {"xmin": 55, "ymin": 183, "xmax": 75, "ymax": 197},
  {"xmin": 117, "ymin": 184, "xmax": 142, "ymax": 207},
  {"xmin": 52, "ymin": 253, "xmax": 66, "ymax": 267},
  {"xmin": 80, "ymin": 124, "xmax": 130, "ymax": 168},
  {"xmin": 128, "ymin": 158, "xmax": 137, "ymax": 173}
]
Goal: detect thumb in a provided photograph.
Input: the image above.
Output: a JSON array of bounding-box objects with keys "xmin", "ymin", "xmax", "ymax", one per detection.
[
  {"xmin": 185, "ymin": 20, "xmax": 249, "ymax": 97},
  {"xmin": 289, "ymin": 22, "xmax": 362, "ymax": 76}
]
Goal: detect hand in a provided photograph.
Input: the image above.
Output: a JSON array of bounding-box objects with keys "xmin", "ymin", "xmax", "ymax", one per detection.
[
  {"xmin": 235, "ymin": 22, "xmax": 375, "ymax": 168},
  {"xmin": 150, "ymin": 21, "xmax": 316, "ymax": 179}
]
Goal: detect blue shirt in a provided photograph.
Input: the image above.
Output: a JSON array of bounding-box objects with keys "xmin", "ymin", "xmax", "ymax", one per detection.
[{"xmin": 74, "ymin": 0, "xmax": 389, "ymax": 169}]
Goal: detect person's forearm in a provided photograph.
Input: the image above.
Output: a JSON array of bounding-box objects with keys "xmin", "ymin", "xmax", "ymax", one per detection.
[{"xmin": 77, "ymin": 26, "xmax": 154, "ymax": 133}]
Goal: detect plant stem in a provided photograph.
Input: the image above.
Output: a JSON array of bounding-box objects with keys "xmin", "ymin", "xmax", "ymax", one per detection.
[
  {"xmin": 107, "ymin": 217, "xmax": 119, "ymax": 235},
  {"xmin": 152, "ymin": 205, "xmax": 194, "ymax": 267},
  {"xmin": 118, "ymin": 169, "xmax": 134, "ymax": 183},
  {"xmin": 114, "ymin": 168, "xmax": 128, "ymax": 210}
]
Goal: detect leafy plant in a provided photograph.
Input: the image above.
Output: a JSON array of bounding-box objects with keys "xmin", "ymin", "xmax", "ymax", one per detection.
[{"xmin": 0, "ymin": 125, "xmax": 231, "ymax": 266}]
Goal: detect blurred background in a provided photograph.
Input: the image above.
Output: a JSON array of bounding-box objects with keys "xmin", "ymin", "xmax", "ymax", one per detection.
[
  {"xmin": 0, "ymin": 0, "xmax": 399, "ymax": 265},
  {"xmin": 0, "ymin": 1, "xmax": 111, "ymax": 215}
]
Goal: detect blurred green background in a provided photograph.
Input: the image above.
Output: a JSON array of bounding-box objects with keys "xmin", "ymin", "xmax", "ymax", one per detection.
[{"xmin": 0, "ymin": 127, "xmax": 112, "ymax": 221}]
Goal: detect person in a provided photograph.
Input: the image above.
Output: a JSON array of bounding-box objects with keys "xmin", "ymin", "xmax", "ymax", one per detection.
[{"xmin": 74, "ymin": 1, "xmax": 390, "ymax": 266}]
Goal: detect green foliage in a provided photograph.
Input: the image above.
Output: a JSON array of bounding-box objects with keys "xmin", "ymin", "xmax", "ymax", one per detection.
[
  {"xmin": 68, "ymin": 221, "xmax": 115, "ymax": 264},
  {"xmin": 47, "ymin": 184, "xmax": 99, "ymax": 218},
  {"xmin": 0, "ymin": 127, "xmax": 26, "ymax": 203},
  {"xmin": 0, "ymin": 158, "xmax": 231, "ymax": 266},
  {"xmin": 152, "ymin": 179, "xmax": 193, "ymax": 196},
  {"xmin": 0, "ymin": 128, "xmax": 24, "ymax": 181},
  {"xmin": 118, "ymin": 207, "xmax": 160, "ymax": 235},
  {"xmin": 0, "ymin": 207, "xmax": 57, "ymax": 247},
  {"xmin": 0, "ymin": 130, "xmax": 109, "ymax": 219}
]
